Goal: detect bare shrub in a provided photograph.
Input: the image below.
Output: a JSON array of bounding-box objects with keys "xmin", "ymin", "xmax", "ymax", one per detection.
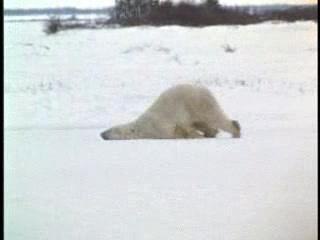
[
  {"xmin": 44, "ymin": 17, "xmax": 62, "ymax": 34},
  {"xmin": 222, "ymin": 44, "xmax": 236, "ymax": 53}
]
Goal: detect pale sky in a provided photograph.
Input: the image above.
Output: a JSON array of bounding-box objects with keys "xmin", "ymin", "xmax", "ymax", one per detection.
[{"xmin": 4, "ymin": 0, "xmax": 317, "ymax": 9}]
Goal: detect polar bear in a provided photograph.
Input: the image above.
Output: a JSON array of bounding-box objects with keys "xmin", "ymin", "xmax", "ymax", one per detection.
[{"xmin": 100, "ymin": 84, "xmax": 241, "ymax": 140}]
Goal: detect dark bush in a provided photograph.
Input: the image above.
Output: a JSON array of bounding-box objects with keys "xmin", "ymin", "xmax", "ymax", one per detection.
[{"xmin": 44, "ymin": 17, "xmax": 62, "ymax": 34}]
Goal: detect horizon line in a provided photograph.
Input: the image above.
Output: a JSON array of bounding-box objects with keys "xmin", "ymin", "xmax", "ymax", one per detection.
[{"xmin": 4, "ymin": 2, "xmax": 318, "ymax": 10}]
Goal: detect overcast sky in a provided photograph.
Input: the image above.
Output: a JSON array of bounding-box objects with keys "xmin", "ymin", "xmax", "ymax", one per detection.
[{"xmin": 4, "ymin": 0, "xmax": 317, "ymax": 9}]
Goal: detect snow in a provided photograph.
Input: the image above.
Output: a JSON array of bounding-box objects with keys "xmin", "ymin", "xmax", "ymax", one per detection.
[{"xmin": 4, "ymin": 20, "xmax": 318, "ymax": 240}]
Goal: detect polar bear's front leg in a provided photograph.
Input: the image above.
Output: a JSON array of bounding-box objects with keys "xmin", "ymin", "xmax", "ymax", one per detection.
[
  {"xmin": 192, "ymin": 121, "xmax": 219, "ymax": 138},
  {"xmin": 174, "ymin": 124, "xmax": 205, "ymax": 139}
]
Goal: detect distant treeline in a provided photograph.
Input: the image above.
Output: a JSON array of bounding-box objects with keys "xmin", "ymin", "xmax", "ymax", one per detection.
[
  {"xmin": 257, "ymin": 5, "xmax": 318, "ymax": 22},
  {"xmin": 112, "ymin": 1, "xmax": 318, "ymax": 26},
  {"xmin": 4, "ymin": 7, "xmax": 112, "ymax": 16},
  {"xmin": 10, "ymin": 3, "xmax": 316, "ymax": 34},
  {"xmin": 139, "ymin": 1, "xmax": 259, "ymax": 26}
]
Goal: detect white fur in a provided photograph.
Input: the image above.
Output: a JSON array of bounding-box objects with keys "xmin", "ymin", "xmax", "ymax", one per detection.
[{"xmin": 101, "ymin": 84, "xmax": 240, "ymax": 140}]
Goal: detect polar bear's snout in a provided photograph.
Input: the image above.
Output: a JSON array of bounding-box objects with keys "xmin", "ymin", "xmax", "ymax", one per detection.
[{"xmin": 100, "ymin": 129, "xmax": 112, "ymax": 140}]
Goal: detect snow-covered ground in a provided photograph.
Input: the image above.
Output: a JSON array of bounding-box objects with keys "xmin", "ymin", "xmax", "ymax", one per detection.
[{"xmin": 4, "ymin": 20, "xmax": 318, "ymax": 240}]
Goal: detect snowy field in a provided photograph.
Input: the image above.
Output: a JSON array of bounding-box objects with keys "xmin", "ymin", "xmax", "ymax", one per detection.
[{"xmin": 4, "ymin": 20, "xmax": 318, "ymax": 240}]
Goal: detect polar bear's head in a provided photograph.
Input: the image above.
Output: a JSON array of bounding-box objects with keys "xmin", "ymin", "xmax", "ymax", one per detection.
[{"xmin": 100, "ymin": 122, "xmax": 138, "ymax": 140}]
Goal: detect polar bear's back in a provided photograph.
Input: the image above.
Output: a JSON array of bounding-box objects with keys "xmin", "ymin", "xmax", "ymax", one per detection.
[
  {"xmin": 162, "ymin": 84, "xmax": 211, "ymax": 96},
  {"xmin": 155, "ymin": 84, "xmax": 214, "ymax": 104},
  {"xmin": 144, "ymin": 84, "xmax": 223, "ymax": 123},
  {"xmin": 157, "ymin": 84, "xmax": 218, "ymax": 108}
]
